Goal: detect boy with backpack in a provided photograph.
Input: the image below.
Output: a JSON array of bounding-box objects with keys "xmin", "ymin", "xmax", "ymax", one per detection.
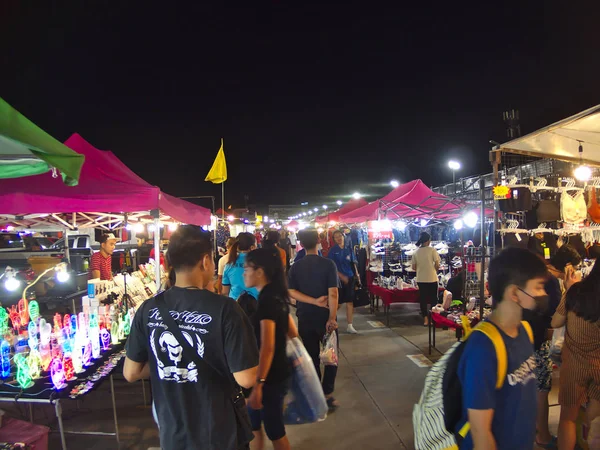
[{"xmin": 413, "ymin": 247, "xmax": 548, "ymax": 450}]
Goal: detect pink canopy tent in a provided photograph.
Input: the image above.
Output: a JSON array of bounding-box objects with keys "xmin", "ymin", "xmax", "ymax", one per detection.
[
  {"xmin": 0, "ymin": 133, "xmax": 211, "ymax": 226},
  {"xmin": 315, "ymin": 198, "xmax": 368, "ymax": 225},
  {"xmin": 340, "ymin": 179, "xmax": 465, "ymax": 223}
]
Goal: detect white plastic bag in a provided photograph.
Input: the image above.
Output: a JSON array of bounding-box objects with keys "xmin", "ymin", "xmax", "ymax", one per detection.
[
  {"xmin": 284, "ymin": 338, "xmax": 328, "ymax": 424},
  {"xmin": 319, "ymin": 332, "xmax": 338, "ymax": 367}
]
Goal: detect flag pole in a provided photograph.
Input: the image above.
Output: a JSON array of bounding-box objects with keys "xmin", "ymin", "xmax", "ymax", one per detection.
[{"xmin": 221, "ymin": 181, "xmax": 225, "ymax": 221}]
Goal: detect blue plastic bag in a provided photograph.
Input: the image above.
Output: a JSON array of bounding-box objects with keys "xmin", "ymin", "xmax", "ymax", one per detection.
[{"xmin": 283, "ymin": 337, "xmax": 328, "ymax": 425}]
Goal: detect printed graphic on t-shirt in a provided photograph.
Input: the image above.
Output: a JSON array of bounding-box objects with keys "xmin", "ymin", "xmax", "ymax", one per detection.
[
  {"xmin": 507, "ymin": 355, "xmax": 536, "ymax": 386},
  {"xmin": 147, "ymin": 307, "xmax": 212, "ymax": 384}
]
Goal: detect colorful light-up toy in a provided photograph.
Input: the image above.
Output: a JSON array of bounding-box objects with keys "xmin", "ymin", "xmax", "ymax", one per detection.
[
  {"xmin": 0, "ymin": 340, "xmax": 10, "ymax": 378},
  {"xmin": 62, "ymin": 355, "xmax": 75, "ymax": 381},
  {"xmin": 17, "ymin": 298, "xmax": 29, "ymax": 325},
  {"xmin": 14, "ymin": 353, "xmax": 33, "ymax": 389},
  {"xmin": 100, "ymin": 328, "xmax": 111, "ymax": 351},
  {"xmin": 63, "ymin": 314, "xmax": 71, "ymax": 338},
  {"xmin": 38, "ymin": 319, "xmax": 52, "ymax": 371},
  {"xmin": 0, "ymin": 309, "xmax": 8, "ymax": 336},
  {"xmin": 89, "ymin": 311, "xmax": 100, "ymax": 359},
  {"xmin": 27, "ymin": 321, "xmax": 38, "ymax": 350},
  {"xmin": 50, "ymin": 357, "xmax": 67, "ymax": 389},
  {"xmin": 8, "ymin": 306, "xmax": 20, "ymax": 331},
  {"xmin": 70, "ymin": 314, "xmax": 77, "ymax": 338},
  {"xmin": 28, "ymin": 300, "xmax": 40, "ymax": 323},
  {"xmin": 27, "ymin": 350, "xmax": 42, "ymax": 379},
  {"xmin": 82, "ymin": 339, "xmax": 92, "ymax": 367},
  {"xmin": 53, "ymin": 313, "xmax": 62, "ymax": 333}
]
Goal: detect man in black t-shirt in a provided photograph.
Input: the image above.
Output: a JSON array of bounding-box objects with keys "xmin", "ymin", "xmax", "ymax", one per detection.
[
  {"xmin": 288, "ymin": 228, "xmax": 340, "ymax": 410},
  {"xmin": 124, "ymin": 226, "xmax": 259, "ymax": 450}
]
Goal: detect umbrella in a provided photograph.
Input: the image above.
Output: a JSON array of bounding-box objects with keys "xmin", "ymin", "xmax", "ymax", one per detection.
[{"xmin": 0, "ymin": 97, "xmax": 84, "ymax": 185}]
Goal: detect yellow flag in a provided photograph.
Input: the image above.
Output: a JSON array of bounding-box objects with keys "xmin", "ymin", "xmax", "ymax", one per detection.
[{"xmin": 205, "ymin": 139, "xmax": 227, "ymax": 184}]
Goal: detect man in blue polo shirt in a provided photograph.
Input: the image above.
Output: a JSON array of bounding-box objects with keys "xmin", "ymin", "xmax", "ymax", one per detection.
[{"xmin": 328, "ymin": 230, "xmax": 361, "ymax": 334}]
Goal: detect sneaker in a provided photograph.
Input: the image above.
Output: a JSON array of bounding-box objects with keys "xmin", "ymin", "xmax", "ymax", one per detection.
[{"xmin": 347, "ymin": 324, "xmax": 358, "ymax": 334}]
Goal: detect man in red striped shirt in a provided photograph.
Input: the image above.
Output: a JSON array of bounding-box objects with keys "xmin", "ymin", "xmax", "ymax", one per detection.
[{"xmin": 89, "ymin": 233, "xmax": 119, "ymax": 280}]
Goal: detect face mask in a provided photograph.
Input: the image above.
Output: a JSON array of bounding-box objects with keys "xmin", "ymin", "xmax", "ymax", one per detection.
[{"xmin": 518, "ymin": 288, "xmax": 549, "ymax": 313}]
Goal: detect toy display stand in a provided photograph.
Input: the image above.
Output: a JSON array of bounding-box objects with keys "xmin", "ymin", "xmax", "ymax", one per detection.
[{"xmin": 0, "ymin": 346, "xmax": 126, "ymax": 450}]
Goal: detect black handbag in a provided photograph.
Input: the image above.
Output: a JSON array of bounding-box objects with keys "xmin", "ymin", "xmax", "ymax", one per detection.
[
  {"xmin": 154, "ymin": 292, "xmax": 254, "ymax": 448},
  {"xmin": 353, "ymin": 287, "xmax": 370, "ymax": 308}
]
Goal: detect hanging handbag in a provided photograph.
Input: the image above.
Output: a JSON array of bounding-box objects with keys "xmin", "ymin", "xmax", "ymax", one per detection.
[{"xmin": 153, "ymin": 292, "xmax": 254, "ymax": 448}]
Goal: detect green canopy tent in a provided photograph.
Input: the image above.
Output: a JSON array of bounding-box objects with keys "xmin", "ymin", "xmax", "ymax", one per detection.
[{"xmin": 0, "ymin": 98, "xmax": 84, "ymax": 186}]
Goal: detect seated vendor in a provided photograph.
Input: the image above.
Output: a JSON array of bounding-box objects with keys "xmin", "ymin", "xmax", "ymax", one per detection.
[{"xmin": 89, "ymin": 233, "xmax": 119, "ymax": 280}]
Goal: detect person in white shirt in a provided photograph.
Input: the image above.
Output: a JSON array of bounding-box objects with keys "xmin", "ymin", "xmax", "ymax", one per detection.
[
  {"xmin": 216, "ymin": 237, "xmax": 237, "ymax": 294},
  {"xmin": 411, "ymin": 232, "xmax": 440, "ymax": 326}
]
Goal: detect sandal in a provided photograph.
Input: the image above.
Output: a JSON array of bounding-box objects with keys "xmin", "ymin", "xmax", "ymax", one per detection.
[{"xmin": 326, "ymin": 397, "xmax": 339, "ymax": 412}]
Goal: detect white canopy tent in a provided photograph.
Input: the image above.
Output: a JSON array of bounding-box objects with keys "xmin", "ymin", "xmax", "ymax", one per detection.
[{"xmin": 494, "ymin": 104, "xmax": 600, "ymax": 165}]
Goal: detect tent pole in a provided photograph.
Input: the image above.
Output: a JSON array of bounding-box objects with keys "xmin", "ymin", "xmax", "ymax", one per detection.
[
  {"xmin": 154, "ymin": 217, "xmax": 161, "ymax": 291},
  {"xmin": 479, "ymin": 178, "xmax": 486, "ymax": 321},
  {"xmin": 64, "ymin": 228, "xmax": 71, "ymax": 265},
  {"xmin": 222, "ymin": 182, "xmax": 225, "ymax": 221}
]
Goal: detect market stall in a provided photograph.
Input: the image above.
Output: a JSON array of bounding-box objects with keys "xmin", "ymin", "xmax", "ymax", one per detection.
[{"xmin": 0, "ymin": 98, "xmax": 84, "ymax": 186}]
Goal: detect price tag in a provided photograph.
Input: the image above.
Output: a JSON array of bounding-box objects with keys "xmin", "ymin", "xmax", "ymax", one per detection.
[
  {"xmin": 544, "ymin": 247, "xmax": 551, "ymax": 260},
  {"xmin": 515, "ymin": 233, "xmax": 522, "ymax": 242}
]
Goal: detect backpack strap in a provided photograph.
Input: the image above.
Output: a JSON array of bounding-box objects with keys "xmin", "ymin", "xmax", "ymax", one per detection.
[
  {"xmin": 473, "ymin": 322, "xmax": 507, "ymax": 390},
  {"xmin": 521, "ymin": 320, "xmax": 534, "ymax": 344}
]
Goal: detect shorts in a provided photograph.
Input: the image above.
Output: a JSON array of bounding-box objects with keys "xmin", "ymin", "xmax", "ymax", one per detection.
[
  {"xmin": 534, "ymin": 340, "xmax": 553, "ymax": 392},
  {"xmin": 248, "ymin": 379, "xmax": 289, "ymax": 441},
  {"xmin": 559, "ymin": 350, "xmax": 600, "ymax": 407},
  {"xmin": 338, "ymin": 277, "xmax": 355, "ymax": 305}
]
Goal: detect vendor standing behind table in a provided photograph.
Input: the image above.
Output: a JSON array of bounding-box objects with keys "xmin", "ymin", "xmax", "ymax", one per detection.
[
  {"xmin": 411, "ymin": 232, "xmax": 440, "ymax": 327},
  {"xmin": 89, "ymin": 233, "xmax": 120, "ymax": 281}
]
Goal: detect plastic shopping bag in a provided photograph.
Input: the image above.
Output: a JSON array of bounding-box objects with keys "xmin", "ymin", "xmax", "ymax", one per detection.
[
  {"xmin": 283, "ymin": 338, "xmax": 328, "ymax": 425},
  {"xmin": 319, "ymin": 332, "xmax": 338, "ymax": 367},
  {"xmin": 550, "ymin": 326, "xmax": 565, "ymax": 365}
]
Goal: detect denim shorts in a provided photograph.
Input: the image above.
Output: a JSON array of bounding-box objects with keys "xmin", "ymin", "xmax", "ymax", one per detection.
[{"xmin": 247, "ymin": 379, "xmax": 289, "ymax": 441}]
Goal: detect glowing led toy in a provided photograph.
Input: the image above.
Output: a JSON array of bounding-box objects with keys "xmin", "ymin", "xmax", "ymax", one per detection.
[
  {"xmin": 8, "ymin": 306, "xmax": 20, "ymax": 331},
  {"xmin": 53, "ymin": 313, "xmax": 62, "ymax": 333},
  {"xmin": 100, "ymin": 328, "xmax": 111, "ymax": 351},
  {"xmin": 63, "ymin": 355, "xmax": 75, "ymax": 381},
  {"xmin": 123, "ymin": 311, "xmax": 131, "ymax": 336},
  {"xmin": 70, "ymin": 314, "xmax": 77, "ymax": 337},
  {"xmin": 50, "ymin": 357, "xmax": 67, "ymax": 389},
  {"xmin": 82, "ymin": 339, "xmax": 92, "ymax": 367},
  {"xmin": 0, "ymin": 340, "xmax": 10, "ymax": 377},
  {"xmin": 17, "ymin": 298, "xmax": 29, "ymax": 325},
  {"xmin": 27, "ymin": 350, "xmax": 42, "ymax": 379},
  {"xmin": 38, "ymin": 319, "xmax": 52, "ymax": 371},
  {"xmin": 28, "ymin": 300, "xmax": 40, "ymax": 323},
  {"xmin": 89, "ymin": 311, "xmax": 100, "ymax": 359},
  {"xmin": 63, "ymin": 314, "xmax": 71, "ymax": 338},
  {"xmin": 50, "ymin": 334, "xmax": 61, "ymax": 359},
  {"xmin": 78, "ymin": 312, "xmax": 87, "ymax": 335},
  {"xmin": 14, "ymin": 353, "xmax": 33, "ymax": 389},
  {"xmin": 0, "ymin": 308, "xmax": 8, "ymax": 335},
  {"xmin": 117, "ymin": 314, "xmax": 126, "ymax": 341},
  {"xmin": 28, "ymin": 321, "xmax": 38, "ymax": 350}
]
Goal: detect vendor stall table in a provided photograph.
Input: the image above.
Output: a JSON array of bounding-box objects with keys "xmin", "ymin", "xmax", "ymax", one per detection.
[
  {"xmin": 0, "ymin": 344, "xmax": 126, "ymax": 450},
  {"xmin": 368, "ymin": 284, "xmax": 444, "ymax": 325}
]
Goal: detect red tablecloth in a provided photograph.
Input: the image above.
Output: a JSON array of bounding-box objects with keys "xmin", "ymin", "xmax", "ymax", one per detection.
[{"xmin": 368, "ymin": 285, "xmax": 420, "ymax": 305}]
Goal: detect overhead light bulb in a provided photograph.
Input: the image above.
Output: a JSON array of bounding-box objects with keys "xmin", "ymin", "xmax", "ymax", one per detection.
[
  {"xmin": 397, "ymin": 220, "xmax": 407, "ymax": 231},
  {"xmin": 575, "ymin": 165, "xmax": 592, "ymax": 182},
  {"xmin": 227, "ymin": 215, "xmax": 235, "ymax": 222},
  {"xmin": 134, "ymin": 223, "xmax": 145, "ymax": 233},
  {"xmin": 322, "ymin": 205, "xmax": 328, "ymax": 210},
  {"xmin": 5, "ymin": 276, "xmax": 20, "ymax": 292},
  {"xmin": 454, "ymin": 219, "xmax": 464, "ymax": 230},
  {"xmin": 390, "ymin": 180, "xmax": 400, "ymax": 188},
  {"xmin": 336, "ymin": 200, "xmax": 343, "ymax": 206},
  {"xmin": 314, "ymin": 208, "xmax": 318, "ymax": 212},
  {"xmin": 148, "ymin": 225, "xmax": 156, "ymax": 232},
  {"xmin": 464, "ymin": 211, "xmax": 478, "ymax": 228},
  {"xmin": 420, "ymin": 218, "xmax": 429, "ymax": 227},
  {"xmin": 125, "ymin": 224, "xmax": 132, "ymax": 231},
  {"xmin": 56, "ymin": 271, "xmax": 70, "ymax": 283},
  {"xmin": 352, "ymin": 192, "xmax": 361, "ymax": 199}
]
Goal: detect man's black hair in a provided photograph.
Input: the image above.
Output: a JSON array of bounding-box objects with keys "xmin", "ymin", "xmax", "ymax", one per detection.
[
  {"xmin": 488, "ymin": 247, "xmax": 548, "ymax": 305},
  {"xmin": 298, "ymin": 228, "xmax": 319, "ymax": 250},
  {"xmin": 549, "ymin": 244, "xmax": 582, "ymax": 271},
  {"xmin": 168, "ymin": 225, "xmax": 213, "ymax": 272}
]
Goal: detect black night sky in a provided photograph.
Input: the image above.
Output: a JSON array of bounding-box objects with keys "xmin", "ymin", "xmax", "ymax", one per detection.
[{"xmin": 2, "ymin": 2, "xmax": 600, "ymax": 213}]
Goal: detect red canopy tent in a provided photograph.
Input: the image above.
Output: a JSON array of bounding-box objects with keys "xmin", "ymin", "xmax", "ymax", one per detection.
[
  {"xmin": 340, "ymin": 179, "xmax": 465, "ymax": 223},
  {"xmin": 315, "ymin": 198, "xmax": 368, "ymax": 225},
  {"xmin": 0, "ymin": 133, "xmax": 211, "ymax": 227}
]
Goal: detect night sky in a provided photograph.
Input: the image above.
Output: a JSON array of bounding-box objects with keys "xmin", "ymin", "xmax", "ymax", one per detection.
[{"xmin": 2, "ymin": 2, "xmax": 600, "ymax": 213}]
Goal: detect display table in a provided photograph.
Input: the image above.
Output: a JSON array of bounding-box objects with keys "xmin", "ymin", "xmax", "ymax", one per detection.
[
  {"xmin": 368, "ymin": 284, "xmax": 444, "ymax": 325},
  {"xmin": 0, "ymin": 344, "xmax": 126, "ymax": 450}
]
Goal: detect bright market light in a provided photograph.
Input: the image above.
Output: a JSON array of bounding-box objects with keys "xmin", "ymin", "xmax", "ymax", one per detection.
[
  {"xmin": 168, "ymin": 223, "xmax": 178, "ymax": 232},
  {"xmin": 336, "ymin": 200, "xmax": 343, "ymax": 206},
  {"xmin": 227, "ymin": 215, "xmax": 235, "ymax": 222},
  {"xmin": 420, "ymin": 218, "xmax": 429, "ymax": 227},
  {"xmin": 454, "ymin": 219, "xmax": 464, "ymax": 230},
  {"xmin": 352, "ymin": 192, "xmax": 361, "ymax": 199},
  {"xmin": 390, "ymin": 180, "xmax": 400, "ymax": 188},
  {"xmin": 148, "ymin": 225, "xmax": 156, "ymax": 232},
  {"xmin": 313, "ymin": 208, "xmax": 318, "ymax": 212},
  {"xmin": 448, "ymin": 160, "xmax": 461, "ymax": 171},
  {"xmin": 575, "ymin": 165, "xmax": 592, "ymax": 182},
  {"xmin": 329, "ymin": 220, "xmax": 337, "ymax": 226},
  {"xmin": 464, "ymin": 211, "xmax": 478, "ymax": 228},
  {"xmin": 4, "ymin": 275, "xmax": 20, "ymax": 292},
  {"xmin": 56, "ymin": 268, "xmax": 70, "ymax": 283},
  {"xmin": 322, "ymin": 205, "xmax": 328, "ymax": 210},
  {"xmin": 270, "ymin": 219, "xmax": 275, "ymax": 224},
  {"xmin": 317, "ymin": 228, "xmax": 324, "ymax": 234},
  {"xmin": 134, "ymin": 223, "xmax": 145, "ymax": 233},
  {"xmin": 125, "ymin": 224, "xmax": 132, "ymax": 231},
  {"xmin": 396, "ymin": 220, "xmax": 407, "ymax": 231},
  {"xmin": 264, "ymin": 216, "xmax": 269, "ymax": 222},
  {"xmin": 5, "ymin": 225, "xmax": 14, "ymax": 232},
  {"xmin": 302, "ymin": 213, "xmax": 307, "ymax": 217}
]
